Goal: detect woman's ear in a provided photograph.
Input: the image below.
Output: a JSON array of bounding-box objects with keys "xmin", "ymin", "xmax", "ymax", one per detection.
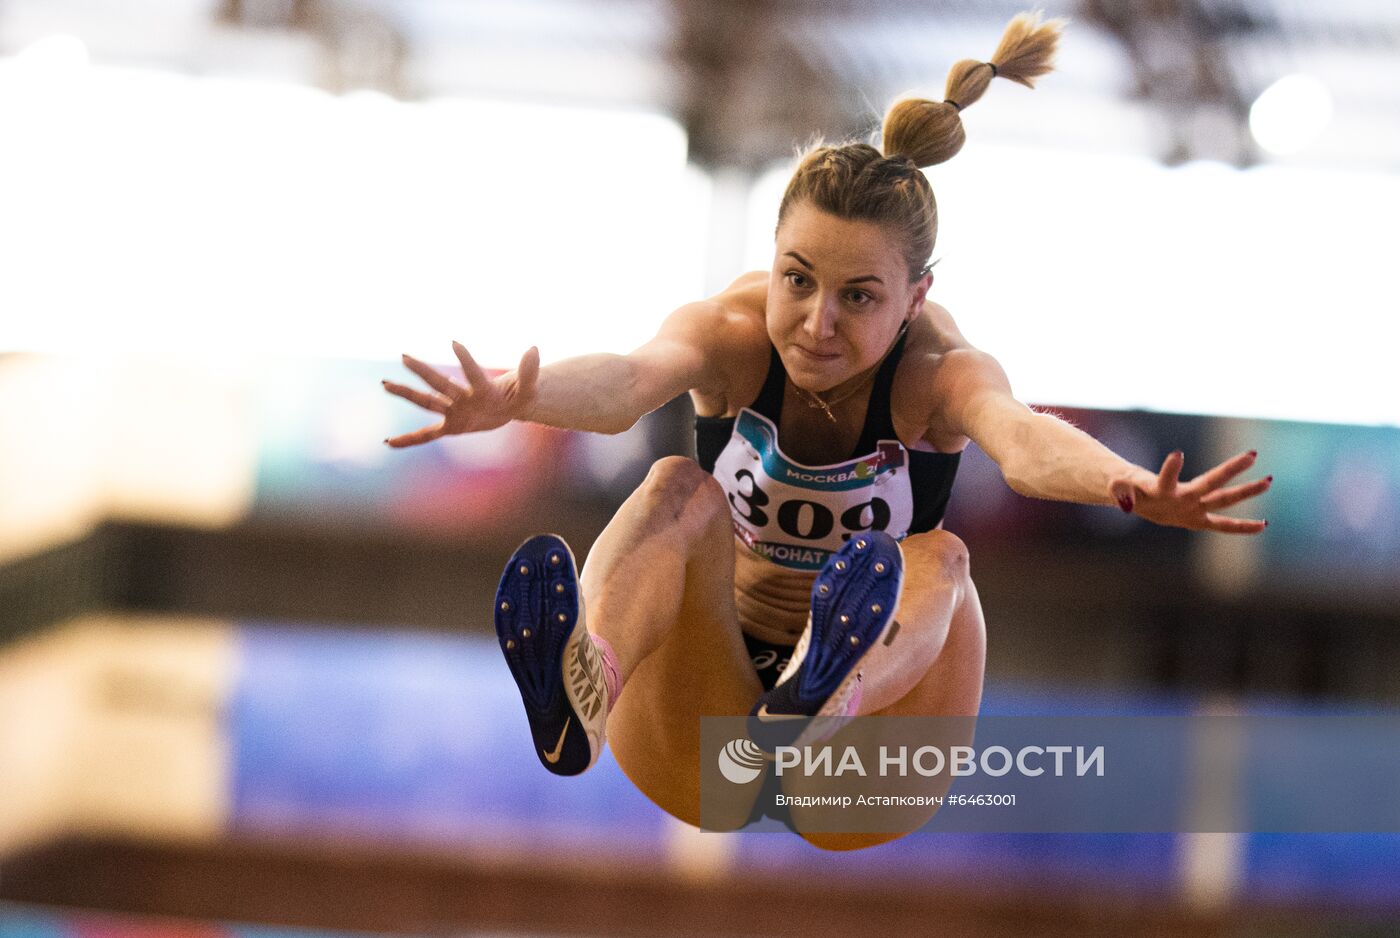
[{"xmin": 907, "ymin": 271, "xmax": 933, "ymax": 318}]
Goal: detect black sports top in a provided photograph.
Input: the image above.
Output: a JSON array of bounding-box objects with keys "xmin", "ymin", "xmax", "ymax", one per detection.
[{"xmin": 694, "ymin": 329, "xmax": 961, "ymax": 571}]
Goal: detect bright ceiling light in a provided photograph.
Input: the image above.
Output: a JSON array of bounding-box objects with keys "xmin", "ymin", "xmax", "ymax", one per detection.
[{"xmin": 1249, "ymin": 74, "xmax": 1333, "ymax": 156}]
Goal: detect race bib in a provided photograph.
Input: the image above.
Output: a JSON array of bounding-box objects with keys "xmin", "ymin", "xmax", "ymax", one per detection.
[{"xmin": 712, "ymin": 408, "xmax": 915, "ymax": 571}]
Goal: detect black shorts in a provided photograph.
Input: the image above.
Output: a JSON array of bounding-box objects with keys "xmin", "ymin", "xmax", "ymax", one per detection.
[{"xmin": 743, "ymin": 631, "xmax": 797, "ymax": 692}]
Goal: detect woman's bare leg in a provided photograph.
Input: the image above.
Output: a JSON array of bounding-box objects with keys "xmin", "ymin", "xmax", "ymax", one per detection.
[
  {"xmin": 783, "ymin": 529, "xmax": 988, "ymax": 851},
  {"xmin": 578, "ymin": 456, "xmax": 765, "ymax": 828},
  {"xmin": 854, "ymin": 530, "xmax": 985, "ymax": 716}
]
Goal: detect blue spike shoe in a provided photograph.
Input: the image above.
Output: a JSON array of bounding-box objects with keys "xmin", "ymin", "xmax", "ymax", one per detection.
[
  {"xmin": 495, "ymin": 534, "xmax": 611, "ymax": 776},
  {"xmin": 748, "ymin": 531, "xmax": 904, "ymax": 751}
]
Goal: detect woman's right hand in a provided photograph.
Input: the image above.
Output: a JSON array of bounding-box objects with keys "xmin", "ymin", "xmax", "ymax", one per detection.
[{"xmin": 382, "ymin": 341, "xmax": 540, "ymax": 448}]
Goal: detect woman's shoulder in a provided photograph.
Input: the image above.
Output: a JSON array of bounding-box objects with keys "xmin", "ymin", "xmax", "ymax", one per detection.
[
  {"xmin": 910, "ymin": 300, "xmax": 974, "ymax": 356},
  {"xmin": 712, "ymin": 270, "xmax": 770, "ymax": 318},
  {"xmin": 685, "ymin": 271, "xmax": 772, "ymax": 417},
  {"xmin": 700, "ymin": 271, "xmax": 778, "ymax": 357},
  {"xmin": 659, "ymin": 273, "xmax": 767, "ymax": 350},
  {"xmin": 893, "ymin": 301, "xmax": 979, "ymax": 453},
  {"xmin": 896, "ymin": 302, "xmax": 975, "ymax": 391}
]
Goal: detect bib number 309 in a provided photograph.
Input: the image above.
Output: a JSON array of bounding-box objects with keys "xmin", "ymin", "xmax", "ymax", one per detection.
[{"xmin": 728, "ymin": 468, "xmax": 891, "ymax": 542}]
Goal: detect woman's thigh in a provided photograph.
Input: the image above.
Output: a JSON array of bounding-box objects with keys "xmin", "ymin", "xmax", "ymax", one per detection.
[
  {"xmin": 871, "ymin": 535, "xmax": 987, "ymax": 720},
  {"xmin": 794, "ymin": 532, "xmax": 988, "ymax": 851},
  {"xmin": 580, "ymin": 457, "xmax": 765, "ymax": 828}
]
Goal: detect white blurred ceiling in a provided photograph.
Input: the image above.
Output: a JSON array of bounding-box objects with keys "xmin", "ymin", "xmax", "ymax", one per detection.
[{"xmin": 2, "ymin": 0, "xmax": 1397, "ymax": 171}]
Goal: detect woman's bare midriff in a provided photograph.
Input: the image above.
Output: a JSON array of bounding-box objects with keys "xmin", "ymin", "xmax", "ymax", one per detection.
[{"xmin": 733, "ymin": 539, "xmax": 815, "ymax": 645}]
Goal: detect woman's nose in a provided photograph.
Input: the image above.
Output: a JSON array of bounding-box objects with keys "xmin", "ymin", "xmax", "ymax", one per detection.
[{"xmin": 802, "ymin": 293, "xmax": 838, "ymax": 340}]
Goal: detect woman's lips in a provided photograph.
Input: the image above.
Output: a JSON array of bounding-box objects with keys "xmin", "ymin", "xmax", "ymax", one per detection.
[{"xmin": 794, "ymin": 344, "xmax": 841, "ymax": 362}]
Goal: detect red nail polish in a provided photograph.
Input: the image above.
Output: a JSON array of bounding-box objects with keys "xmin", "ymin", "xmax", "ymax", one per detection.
[
  {"xmin": 1117, "ymin": 495, "xmax": 1134, "ymax": 513},
  {"xmin": 1263, "ymin": 519, "xmax": 1269, "ymax": 527},
  {"xmin": 1248, "ymin": 450, "xmax": 1258, "ymax": 458},
  {"xmin": 1266, "ymin": 475, "xmax": 1273, "ymax": 482}
]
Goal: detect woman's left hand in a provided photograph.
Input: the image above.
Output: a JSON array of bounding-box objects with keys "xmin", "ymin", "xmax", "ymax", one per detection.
[{"xmin": 1109, "ymin": 450, "xmax": 1271, "ymax": 534}]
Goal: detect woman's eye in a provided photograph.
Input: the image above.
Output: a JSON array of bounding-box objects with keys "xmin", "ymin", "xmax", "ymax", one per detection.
[
  {"xmin": 785, "ymin": 271, "xmax": 808, "ymax": 288},
  {"xmin": 847, "ymin": 290, "xmax": 871, "ymax": 305}
]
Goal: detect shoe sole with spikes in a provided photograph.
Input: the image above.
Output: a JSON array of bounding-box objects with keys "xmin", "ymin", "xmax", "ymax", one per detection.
[
  {"xmin": 495, "ymin": 534, "xmax": 609, "ymax": 776},
  {"xmin": 748, "ymin": 531, "xmax": 904, "ymax": 751}
]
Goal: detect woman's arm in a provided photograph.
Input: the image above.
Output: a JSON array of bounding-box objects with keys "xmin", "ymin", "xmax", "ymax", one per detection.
[
  {"xmin": 383, "ymin": 301, "xmax": 729, "ymax": 446},
  {"xmin": 523, "ymin": 301, "xmax": 729, "ymax": 434},
  {"xmin": 932, "ymin": 348, "xmax": 1271, "ymax": 533},
  {"xmin": 936, "ymin": 348, "xmax": 1151, "ymax": 505}
]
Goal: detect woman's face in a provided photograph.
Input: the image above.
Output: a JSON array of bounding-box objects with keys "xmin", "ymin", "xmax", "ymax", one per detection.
[{"xmin": 768, "ymin": 201, "xmax": 932, "ymax": 393}]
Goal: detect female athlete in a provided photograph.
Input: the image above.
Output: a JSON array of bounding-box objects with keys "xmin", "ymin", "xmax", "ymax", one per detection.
[{"xmin": 382, "ymin": 12, "xmax": 1270, "ymax": 850}]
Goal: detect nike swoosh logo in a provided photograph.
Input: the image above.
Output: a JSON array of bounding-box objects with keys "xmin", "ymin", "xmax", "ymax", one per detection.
[
  {"xmin": 754, "ymin": 705, "xmax": 800, "ymax": 721},
  {"xmin": 542, "ymin": 716, "xmax": 571, "ymax": 763}
]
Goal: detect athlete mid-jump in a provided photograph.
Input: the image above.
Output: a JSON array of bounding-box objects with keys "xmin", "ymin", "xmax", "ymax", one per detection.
[{"xmin": 383, "ymin": 11, "xmax": 1270, "ymax": 851}]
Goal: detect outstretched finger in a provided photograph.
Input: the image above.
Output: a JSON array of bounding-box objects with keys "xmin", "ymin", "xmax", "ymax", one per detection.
[
  {"xmin": 1201, "ymin": 475, "xmax": 1272, "ymax": 511},
  {"xmin": 1158, "ymin": 450, "xmax": 1184, "ymax": 496},
  {"xmin": 452, "ymin": 341, "xmax": 491, "ymax": 391},
  {"xmin": 382, "ymin": 380, "xmax": 450, "ymax": 414},
  {"xmin": 1204, "ymin": 512, "xmax": 1267, "ymax": 535},
  {"xmin": 385, "ymin": 420, "xmax": 446, "ymax": 448},
  {"xmin": 1189, "ymin": 450, "xmax": 1259, "ymax": 495},
  {"xmin": 517, "ymin": 345, "xmax": 540, "ymax": 392},
  {"xmin": 401, "ymin": 354, "xmax": 463, "ymax": 399}
]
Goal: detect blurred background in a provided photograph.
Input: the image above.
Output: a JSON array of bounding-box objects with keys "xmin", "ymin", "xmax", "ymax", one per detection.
[{"xmin": 1, "ymin": 0, "xmax": 1398, "ymax": 935}]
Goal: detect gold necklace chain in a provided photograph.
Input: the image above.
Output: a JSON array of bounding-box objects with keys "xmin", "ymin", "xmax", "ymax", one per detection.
[{"xmin": 794, "ymin": 372, "xmax": 877, "ymax": 423}]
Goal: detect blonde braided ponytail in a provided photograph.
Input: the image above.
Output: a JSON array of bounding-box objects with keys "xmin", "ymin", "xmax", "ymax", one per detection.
[{"xmin": 882, "ymin": 10, "xmax": 1065, "ymax": 168}]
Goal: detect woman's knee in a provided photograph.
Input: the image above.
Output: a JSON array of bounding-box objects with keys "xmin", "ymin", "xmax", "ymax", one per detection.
[
  {"xmin": 638, "ymin": 456, "xmax": 728, "ymax": 532},
  {"xmin": 902, "ymin": 528, "xmax": 970, "ymax": 584}
]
